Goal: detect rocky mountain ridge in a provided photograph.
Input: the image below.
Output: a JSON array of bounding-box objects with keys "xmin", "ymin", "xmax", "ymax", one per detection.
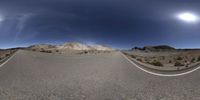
[
  {"xmin": 132, "ymin": 45, "xmax": 176, "ymax": 52},
  {"xmin": 28, "ymin": 42, "xmax": 114, "ymax": 51}
]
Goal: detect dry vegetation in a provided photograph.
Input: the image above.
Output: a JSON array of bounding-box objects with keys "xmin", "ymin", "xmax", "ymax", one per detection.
[
  {"xmin": 126, "ymin": 51, "xmax": 200, "ymax": 68},
  {"xmin": 124, "ymin": 46, "xmax": 200, "ymax": 69},
  {"xmin": 29, "ymin": 47, "xmax": 113, "ymax": 55},
  {"xmin": 27, "ymin": 43, "xmax": 114, "ymax": 55},
  {"xmin": 0, "ymin": 49, "xmax": 18, "ymax": 63}
]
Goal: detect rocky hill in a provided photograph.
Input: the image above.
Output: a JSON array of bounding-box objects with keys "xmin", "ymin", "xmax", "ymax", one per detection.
[
  {"xmin": 132, "ymin": 45, "xmax": 176, "ymax": 52},
  {"xmin": 144, "ymin": 45, "xmax": 175, "ymax": 52},
  {"xmin": 28, "ymin": 42, "xmax": 114, "ymax": 52},
  {"xmin": 57, "ymin": 42, "xmax": 91, "ymax": 50}
]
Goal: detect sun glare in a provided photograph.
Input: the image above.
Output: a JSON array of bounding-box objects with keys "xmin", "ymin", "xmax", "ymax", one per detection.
[{"xmin": 176, "ymin": 12, "xmax": 199, "ymax": 23}]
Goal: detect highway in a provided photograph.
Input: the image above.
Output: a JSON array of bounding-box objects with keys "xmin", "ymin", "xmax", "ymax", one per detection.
[{"xmin": 0, "ymin": 50, "xmax": 200, "ymax": 100}]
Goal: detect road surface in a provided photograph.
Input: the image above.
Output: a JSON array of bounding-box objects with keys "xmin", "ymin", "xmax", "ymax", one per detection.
[{"xmin": 0, "ymin": 50, "xmax": 200, "ymax": 100}]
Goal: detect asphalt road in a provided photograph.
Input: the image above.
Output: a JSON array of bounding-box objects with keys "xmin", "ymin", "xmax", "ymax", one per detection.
[{"xmin": 0, "ymin": 50, "xmax": 200, "ymax": 100}]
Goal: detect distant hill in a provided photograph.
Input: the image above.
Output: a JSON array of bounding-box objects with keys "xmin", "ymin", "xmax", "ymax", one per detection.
[
  {"xmin": 28, "ymin": 44, "xmax": 56, "ymax": 49},
  {"xmin": 28, "ymin": 42, "xmax": 114, "ymax": 51},
  {"xmin": 132, "ymin": 45, "xmax": 176, "ymax": 52},
  {"xmin": 144, "ymin": 45, "xmax": 175, "ymax": 51},
  {"xmin": 57, "ymin": 42, "xmax": 91, "ymax": 50}
]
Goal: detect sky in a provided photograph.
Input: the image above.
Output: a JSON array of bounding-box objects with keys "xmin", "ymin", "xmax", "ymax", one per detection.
[{"xmin": 0, "ymin": 0, "xmax": 200, "ymax": 49}]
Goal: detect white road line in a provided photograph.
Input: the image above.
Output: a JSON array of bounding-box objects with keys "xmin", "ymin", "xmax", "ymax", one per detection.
[
  {"xmin": 0, "ymin": 52, "xmax": 17, "ymax": 68},
  {"xmin": 0, "ymin": 56, "xmax": 10, "ymax": 63},
  {"xmin": 120, "ymin": 52, "xmax": 200, "ymax": 77}
]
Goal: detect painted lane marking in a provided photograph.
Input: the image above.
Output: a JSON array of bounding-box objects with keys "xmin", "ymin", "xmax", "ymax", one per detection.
[{"xmin": 0, "ymin": 52, "xmax": 18, "ymax": 68}]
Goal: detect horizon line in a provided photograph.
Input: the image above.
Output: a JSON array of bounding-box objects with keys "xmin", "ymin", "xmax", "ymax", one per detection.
[{"xmin": 1, "ymin": 43, "xmax": 200, "ymax": 50}]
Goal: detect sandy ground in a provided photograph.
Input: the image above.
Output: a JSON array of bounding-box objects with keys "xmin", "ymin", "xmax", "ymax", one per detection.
[
  {"xmin": 124, "ymin": 50, "xmax": 200, "ymax": 69},
  {"xmin": 0, "ymin": 50, "xmax": 200, "ymax": 99},
  {"xmin": 0, "ymin": 50, "xmax": 16, "ymax": 64}
]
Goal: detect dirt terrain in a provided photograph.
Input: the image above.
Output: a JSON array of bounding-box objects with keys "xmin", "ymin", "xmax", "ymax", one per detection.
[
  {"xmin": 124, "ymin": 45, "xmax": 200, "ymax": 70},
  {"xmin": 0, "ymin": 49, "xmax": 19, "ymax": 63},
  {"xmin": 27, "ymin": 42, "xmax": 114, "ymax": 55},
  {"xmin": 0, "ymin": 42, "xmax": 114, "ymax": 64}
]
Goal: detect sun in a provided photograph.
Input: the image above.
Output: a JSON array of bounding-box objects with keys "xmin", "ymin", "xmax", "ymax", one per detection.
[{"xmin": 176, "ymin": 12, "xmax": 199, "ymax": 23}]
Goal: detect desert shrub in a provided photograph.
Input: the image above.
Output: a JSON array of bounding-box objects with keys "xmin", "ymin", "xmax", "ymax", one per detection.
[
  {"xmin": 32, "ymin": 49, "xmax": 36, "ymax": 51},
  {"xmin": 83, "ymin": 51, "xmax": 88, "ymax": 54},
  {"xmin": 130, "ymin": 55, "xmax": 136, "ymax": 58},
  {"xmin": 56, "ymin": 50, "xmax": 59, "ymax": 52},
  {"xmin": 5, "ymin": 54, "xmax": 10, "ymax": 57},
  {"xmin": 177, "ymin": 57, "xmax": 183, "ymax": 60},
  {"xmin": 40, "ymin": 48, "xmax": 45, "ymax": 52},
  {"xmin": 161, "ymin": 56, "xmax": 165, "ymax": 60},
  {"xmin": 197, "ymin": 56, "xmax": 200, "ymax": 62},
  {"xmin": 47, "ymin": 50, "xmax": 52, "ymax": 53},
  {"xmin": 169, "ymin": 60, "xmax": 172, "ymax": 63},
  {"xmin": 123, "ymin": 53, "xmax": 129, "ymax": 55},
  {"xmin": 191, "ymin": 58, "xmax": 196, "ymax": 63},
  {"xmin": 150, "ymin": 61, "xmax": 163, "ymax": 67},
  {"xmin": 43, "ymin": 50, "xmax": 52, "ymax": 53},
  {"xmin": 136, "ymin": 58, "xmax": 143, "ymax": 62},
  {"xmin": 41, "ymin": 48, "xmax": 44, "ymax": 51},
  {"xmin": 40, "ymin": 50, "xmax": 52, "ymax": 53},
  {"xmin": 40, "ymin": 50, "xmax": 45, "ymax": 52},
  {"xmin": 174, "ymin": 61, "xmax": 184, "ymax": 66},
  {"xmin": 185, "ymin": 64, "xmax": 189, "ymax": 67}
]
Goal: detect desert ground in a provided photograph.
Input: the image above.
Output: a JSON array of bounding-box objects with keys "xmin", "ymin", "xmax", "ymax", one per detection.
[
  {"xmin": 124, "ymin": 45, "xmax": 200, "ymax": 71},
  {"xmin": 0, "ymin": 49, "xmax": 18, "ymax": 64}
]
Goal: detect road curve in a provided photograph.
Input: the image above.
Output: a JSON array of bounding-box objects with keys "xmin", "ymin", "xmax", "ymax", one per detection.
[
  {"xmin": 0, "ymin": 50, "xmax": 200, "ymax": 100},
  {"xmin": 122, "ymin": 53, "xmax": 200, "ymax": 76}
]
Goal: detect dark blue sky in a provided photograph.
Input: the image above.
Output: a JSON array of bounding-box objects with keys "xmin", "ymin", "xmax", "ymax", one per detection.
[{"xmin": 0, "ymin": 0, "xmax": 200, "ymax": 49}]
